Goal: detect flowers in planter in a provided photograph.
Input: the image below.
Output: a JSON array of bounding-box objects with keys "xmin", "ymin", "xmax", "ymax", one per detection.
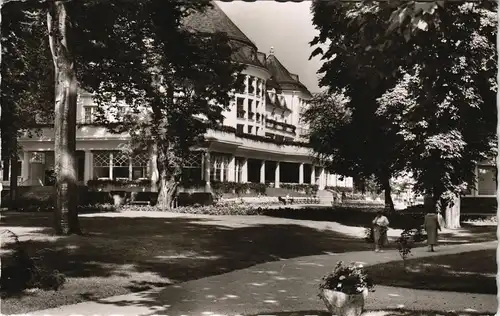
[
  {"xmin": 319, "ymin": 261, "xmax": 374, "ymax": 295},
  {"xmin": 87, "ymin": 178, "xmax": 151, "ymax": 187}
]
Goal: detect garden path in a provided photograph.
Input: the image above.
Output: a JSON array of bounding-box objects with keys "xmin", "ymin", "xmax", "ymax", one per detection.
[{"xmin": 29, "ymin": 238, "xmax": 497, "ymax": 316}]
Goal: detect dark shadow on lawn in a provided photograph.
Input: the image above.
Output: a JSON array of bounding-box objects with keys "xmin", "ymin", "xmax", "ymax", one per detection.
[
  {"xmin": 365, "ymin": 249, "xmax": 496, "ymax": 295},
  {"xmin": 244, "ymin": 310, "xmax": 493, "ymax": 316},
  {"xmin": 1, "ymin": 212, "xmax": 373, "ymax": 287},
  {"xmin": 259, "ymin": 208, "xmax": 496, "ymax": 245},
  {"xmin": 438, "ymin": 225, "xmax": 497, "ymax": 245}
]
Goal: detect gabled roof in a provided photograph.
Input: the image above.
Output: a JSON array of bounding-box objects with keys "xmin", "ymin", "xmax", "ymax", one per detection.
[{"xmin": 265, "ymin": 54, "xmax": 312, "ymax": 97}]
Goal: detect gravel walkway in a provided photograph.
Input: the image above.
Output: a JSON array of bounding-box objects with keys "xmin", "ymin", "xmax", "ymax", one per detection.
[{"xmin": 28, "ymin": 240, "xmax": 497, "ymax": 316}]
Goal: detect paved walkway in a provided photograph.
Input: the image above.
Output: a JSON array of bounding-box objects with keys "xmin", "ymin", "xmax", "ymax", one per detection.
[{"xmin": 28, "ymin": 240, "xmax": 497, "ymax": 316}]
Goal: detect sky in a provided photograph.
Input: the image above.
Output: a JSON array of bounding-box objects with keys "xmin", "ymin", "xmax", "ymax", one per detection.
[{"xmin": 215, "ymin": 1, "xmax": 325, "ymax": 93}]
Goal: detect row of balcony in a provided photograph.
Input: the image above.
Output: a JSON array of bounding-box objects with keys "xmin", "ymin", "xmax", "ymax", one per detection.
[
  {"xmin": 236, "ymin": 111, "xmax": 296, "ymax": 135},
  {"xmin": 266, "ymin": 118, "xmax": 296, "ymax": 135}
]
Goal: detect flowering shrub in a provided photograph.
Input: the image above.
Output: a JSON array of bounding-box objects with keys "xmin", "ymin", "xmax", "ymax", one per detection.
[{"xmin": 319, "ymin": 261, "xmax": 374, "ymax": 295}]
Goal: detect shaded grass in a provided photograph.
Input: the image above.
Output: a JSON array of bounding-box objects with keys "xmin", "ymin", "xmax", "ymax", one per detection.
[
  {"xmin": 365, "ymin": 249, "xmax": 496, "ymax": 294},
  {"xmin": 246, "ymin": 310, "xmax": 493, "ymax": 316},
  {"xmin": 0, "ymin": 211, "xmax": 373, "ymax": 314}
]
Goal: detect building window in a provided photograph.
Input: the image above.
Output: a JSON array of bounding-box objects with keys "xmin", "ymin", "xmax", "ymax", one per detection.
[
  {"xmin": 210, "ymin": 154, "xmax": 230, "ymax": 182},
  {"xmin": 132, "ymin": 153, "xmax": 149, "ymax": 180},
  {"xmin": 182, "ymin": 152, "xmax": 202, "ymax": 182},
  {"xmin": 235, "ymin": 158, "xmax": 243, "ymax": 183},
  {"xmin": 93, "ymin": 152, "xmax": 111, "ymax": 179},
  {"xmin": 248, "ymin": 100, "xmax": 254, "ymax": 120},
  {"xmin": 210, "ymin": 156, "xmax": 221, "ymax": 182},
  {"xmin": 113, "ymin": 152, "xmax": 130, "ymax": 179},
  {"xmin": 84, "ymin": 105, "xmax": 98, "ymax": 124},
  {"xmin": 236, "ymin": 74, "xmax": 246, "ymax": 94},
  {"xmin": 236, "ymin": 124, "xmax": 244, "ymax": 134},
  {"xmin": 248, "ymin": 76, "xmax": 255, "ymax": 94},
  {"xmin": 93, "ymin": 151, "xmax": 149, "ymax": 180},
  {"xmin": 248, "ymin": 125, "xmax": 253, "ymax": 134},
  {"xmin": 2, "ymin": 158, "xmax": 22, "ymax": 181},
  {"xmin": 77, "ymin": 151, "xmax": 85, "ymax": 181},
  {"xmin": 256, "ymin": 127, "xmax": 259, "ymax": 135},
  {"xmin": 237, "ymin": 98, "xmax": 245, "ymax": 119},
  {"xmin": 477, "ymin": 165, "xmax": 497, "ymax": 195}
]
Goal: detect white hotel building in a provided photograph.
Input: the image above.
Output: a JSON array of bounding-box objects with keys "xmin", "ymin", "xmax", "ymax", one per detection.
[{"xmin": 1, "ymin": 3, "xmax": 354, "ymax": 194}]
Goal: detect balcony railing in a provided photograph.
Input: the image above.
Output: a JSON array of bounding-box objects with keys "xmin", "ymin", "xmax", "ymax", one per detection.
[{"xmin": 265, "ymin": 118, "xmax": 296, "ymax": 135}]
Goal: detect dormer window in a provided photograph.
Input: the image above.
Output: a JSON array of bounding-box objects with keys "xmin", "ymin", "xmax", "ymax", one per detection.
[{"xmin": 84, "ymin": 105, "xmax": 98, "ymax": 124}]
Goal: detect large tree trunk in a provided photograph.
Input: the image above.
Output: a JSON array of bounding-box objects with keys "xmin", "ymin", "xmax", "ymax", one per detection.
[
  {"xmin": 382, "ymin": 177, "xmax": 395, "ymax": 213},
  {"xmin": 443, "ymin": 195, "xmax": 461, "ymax": 229},
  {"xmin": 155, "ymin": 148, "xmax": 177, "ymax": 210},
  {"xmin": 8, "ymin": 147, "xmax": 18, "ymax": 210},
  {"xmin": 47, "ymin": 2, "xmax": 80, "ymax": 235}
]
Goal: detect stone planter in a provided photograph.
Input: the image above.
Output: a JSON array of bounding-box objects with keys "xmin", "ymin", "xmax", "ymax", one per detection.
[{"xmin": 320, "ymin": 288, "xmax": 368, "ymax": 316}]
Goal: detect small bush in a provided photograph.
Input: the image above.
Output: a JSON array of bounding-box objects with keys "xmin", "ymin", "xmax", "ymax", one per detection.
[
  {"xmin": 1, "ymin": 230, "xmax": 66, "ymax": 296},
  {"xmin": 176, "ymin": 192, "xmax": 214, "ymax": 206},
  {"xmin": 364, "ymin": 227, "xmax": 374, "ymax": 243},
  {"xmin": 397, "ymin": 229, "xmax": 415, "ymax": 270}
]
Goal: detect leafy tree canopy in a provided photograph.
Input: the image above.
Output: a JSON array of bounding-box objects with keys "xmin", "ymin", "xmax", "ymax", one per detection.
[{"xmin": 309, "ymin": 0, "xmax": 497, "ymax": 211}]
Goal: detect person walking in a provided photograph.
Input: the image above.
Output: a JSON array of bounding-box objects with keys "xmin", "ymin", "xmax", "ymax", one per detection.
[
  {"xmin": 372, "ymin": 211, "xmax": 389, "ymax": 252},
  {"xmin": 424, "ymin": 211, "xmax": 442, "ymax": 252}
]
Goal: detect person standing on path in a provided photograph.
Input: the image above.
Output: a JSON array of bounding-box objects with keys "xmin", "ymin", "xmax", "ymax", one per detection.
[
  {"xmin": 372, "ymin": 211, "xmax": 390, "ymax": 252},
  {"xmin": 424, "ymin": 211, "xmax": 441, "ymax": 252}
]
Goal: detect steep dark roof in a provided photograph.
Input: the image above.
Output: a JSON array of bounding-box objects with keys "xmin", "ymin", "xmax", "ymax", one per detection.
[
  {"xmin": 183, "ymin": 1, "xmax": 256, "ymax": 49},
  {"xmin": 265, "ymin": 54, "xmax": 312, "ymax": 97},
  {"xmin": 183, "ymin": 2, "xmax": 311, "ymax": 96},
  {"xmin": 183, "ymin": 1, "xmax": 266, "ymax": 68}
]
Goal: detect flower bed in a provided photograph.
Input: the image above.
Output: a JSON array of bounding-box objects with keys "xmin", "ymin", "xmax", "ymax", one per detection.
[{"xmin": 118, "ymin": 202, "xmax": 262, "ymax": 216}]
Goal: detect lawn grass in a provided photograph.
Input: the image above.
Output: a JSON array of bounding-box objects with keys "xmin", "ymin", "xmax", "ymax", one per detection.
[
  {"xmin": 365, "ymin": 249, "xmax": 496, "ymax": 294},
  {"xmin": 1, "ymin": 211, "xmax": 496, "ymax": 314},
  {"xmin": 0, "ymin": 211, "xmax": 373, "ymax": 314}
]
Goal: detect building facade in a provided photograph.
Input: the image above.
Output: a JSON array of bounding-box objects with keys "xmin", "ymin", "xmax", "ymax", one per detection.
[{"xmin": 1, "ymin": 2, "xmax": 354, "ymax": 193}]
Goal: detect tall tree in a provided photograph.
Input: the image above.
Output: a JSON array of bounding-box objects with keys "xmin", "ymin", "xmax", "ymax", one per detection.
[
  {"xmin": 46, "ymin": 0, "xmax": 80, "ymax": 234},
  {"xmin": 72, "ymin": 1, "xmax": 244, "ymax": 209},
  {"xmin": 310, "ymin": 0, "xmax": 497, "ymax": 227},
  {"xmin": 1, "ymin": 2, "xmax": 54, "ymax": 209},
  {"xmin": 308, "ymin": 2, "xmax": 411, "ymax": 212}
]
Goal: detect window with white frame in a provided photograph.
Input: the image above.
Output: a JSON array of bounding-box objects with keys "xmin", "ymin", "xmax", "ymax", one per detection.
[
  {"xmin": 84, "ymin": 105, "xmax": 98, "ymax": 124},
  {"xmin": 93, "ymin": 152, "xmax": 111, "ymax": 179},
  {"xmin": 112, "ymin": 152, "xmax": 130, "ymax": 179},
  {"xmin": 210, "ymin": 154, "xmax": 229, "ymax": 182},
  {"xmin": 2, "ymin": 158, "xmax": 22, "ymax": 181},
  {"xmin": 477, "ymin": 165, "xmax": 497, "ymax": 196},
  {"xmin": 93, "ymin": 151, "xmax": 149, "ymax": 180},
  {"xmin": 210, "ymin": 156, "xmax": 222, "ymax": 182},
  {"xmin": 234, "ymin": 158, "xmax": 243, "ymax": 183},
  {"xmin": 132, "ymin": 153, "xmax": 149, "ymax": 180},
  {"xmin": 182, "ymin": 152, "xmax": 202, "ymax": 182}
]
